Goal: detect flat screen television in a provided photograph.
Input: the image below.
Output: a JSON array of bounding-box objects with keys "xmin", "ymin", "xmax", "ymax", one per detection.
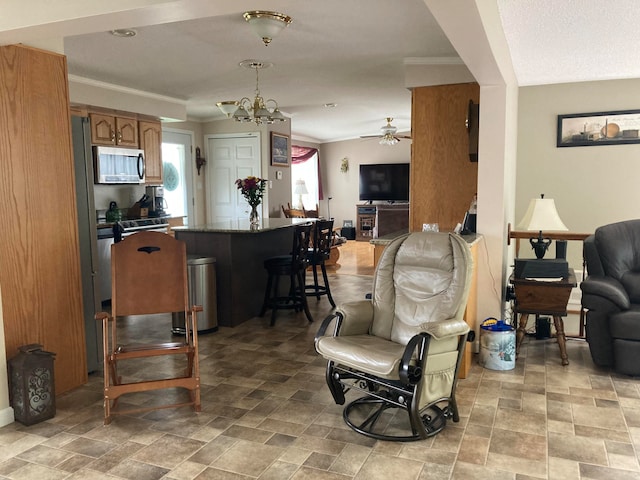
[{"xmin": 359, "ymin": 163, "xmax": 410, "ymax": 202}]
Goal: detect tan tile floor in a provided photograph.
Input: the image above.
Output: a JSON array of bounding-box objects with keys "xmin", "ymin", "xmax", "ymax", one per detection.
[{"xmin": 1, "ymin": 241, "xmax": 639, "ymax": 479}]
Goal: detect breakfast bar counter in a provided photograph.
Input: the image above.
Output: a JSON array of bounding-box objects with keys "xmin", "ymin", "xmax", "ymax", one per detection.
[{"xmin": 174, "ymin": 218, "xmax": 311, "ymax": 327}]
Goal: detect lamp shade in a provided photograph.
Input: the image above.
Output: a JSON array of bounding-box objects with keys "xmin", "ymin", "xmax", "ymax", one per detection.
[
  {"xmin": 294, "ymin": 179, "xmax": 308, "ymax": 195},
  {"xmin": 516, "ymin": 196, "xmax": 568, "ymax": 232},
  {"xmin": 243, "ymin": 11, "xmax": 292, "ymax": 46},
  {"xmin": 216, "ymin": 101, "xmax": 238, "ymax": 118}
]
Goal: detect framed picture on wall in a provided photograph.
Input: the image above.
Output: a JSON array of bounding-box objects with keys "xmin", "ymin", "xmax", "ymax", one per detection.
[
  {"xmin": 557, "ymin": 109, "xmax": 640, "ymax": 147},
  {"xmin": 271, "ymin": 132, "xmax": 290, "ymax": 166}
]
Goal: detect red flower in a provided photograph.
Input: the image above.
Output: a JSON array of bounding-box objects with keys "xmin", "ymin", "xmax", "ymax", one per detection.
[{"xmin": 236, "ymin": 176, "xmax": 267, "ymax": 207}]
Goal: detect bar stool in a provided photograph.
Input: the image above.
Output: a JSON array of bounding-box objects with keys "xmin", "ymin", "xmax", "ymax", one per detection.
[
  {"xmin": 306, "ymin": 219, "xmax": 336, "ymax": 307},
  {"xmin": 260, "ymin": 223, "xmax": 314, "ymax": 326}
]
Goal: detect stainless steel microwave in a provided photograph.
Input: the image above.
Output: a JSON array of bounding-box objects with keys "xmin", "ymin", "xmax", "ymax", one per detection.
[{"xmin": 93, "ymin": 146, "xmax": 145, "ymax": 184}]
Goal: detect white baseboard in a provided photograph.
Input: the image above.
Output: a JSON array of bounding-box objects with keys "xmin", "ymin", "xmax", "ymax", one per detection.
[{"xmin": 0, "ymin": 406, "xmax": 14, "ymax": 428}]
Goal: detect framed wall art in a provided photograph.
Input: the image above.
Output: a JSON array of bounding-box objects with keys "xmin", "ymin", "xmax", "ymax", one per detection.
[
  {"xmin": 271, "ymin": 132, "xmax": 290, "ymax": 166},
  {"xmin": 557, "ymin": 109, "xmax": 640, "ymax": 147}
]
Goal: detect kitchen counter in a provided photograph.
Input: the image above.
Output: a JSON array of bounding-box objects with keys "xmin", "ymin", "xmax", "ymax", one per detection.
[
  {"xmin": 175, "ymin": 218, "xmax": 313, "ymax": 327},
  {"xmin": 173, "ymin": 217, "xmax": 311, "ymax": 234}
]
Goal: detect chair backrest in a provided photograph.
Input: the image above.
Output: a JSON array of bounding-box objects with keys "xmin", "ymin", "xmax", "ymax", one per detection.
[
  {"xmin": 312, "ymin": 219, "xmax": 334, "ymax": 258},
  {"xmin": 303, "ymin": 204, "xmax": 320, "ymax": 218},
  {"xmin": 592, "ymin": 219, "xmax": 640, "ymax": 301},
  {"xmin": 292, "ymin": 223, "xmax": 313, "ymax": 269},
  {"xmin": 282, "ymin": 205, "xmax": 306, "ymax": 218},
  {"xmin": 370, "ymin": 232, "xmax": 472, "ymax": 345},
  {"xmin": 111, "ymin": 231, "xmax": 188, "ymax": 316}
]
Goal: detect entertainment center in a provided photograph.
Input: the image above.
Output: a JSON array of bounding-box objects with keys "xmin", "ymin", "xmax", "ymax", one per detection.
[
  {"xmin": 356, "ymin": 162, "xmax": 410, "ymax": 241},
  {"xmin": 356, "ymin": 203, "xmax": 409, "ymax": 241}
]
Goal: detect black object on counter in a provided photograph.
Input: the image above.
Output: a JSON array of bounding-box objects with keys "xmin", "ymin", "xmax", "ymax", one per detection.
[{"xmin": 113, "ymin": 222, "xmax": 124, "ymax": 243}]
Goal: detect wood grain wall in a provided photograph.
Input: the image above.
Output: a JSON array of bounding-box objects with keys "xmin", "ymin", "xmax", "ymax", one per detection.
[
  {"xmin": 0, "ymin": 45, "xmax": 87, "ymax": 394},
  {"xmin": 410, "ymin": 83, "xmax": 480, "ymax": 232}
]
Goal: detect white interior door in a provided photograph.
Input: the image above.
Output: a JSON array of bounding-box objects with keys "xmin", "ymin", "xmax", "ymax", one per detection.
[
  {"xmin": 206, "ymin": 133, "xmax": 261, "ymax": 223},
  {"xmin": 162, "ymin": 129, "xmax": 195, "ymax": 225}
]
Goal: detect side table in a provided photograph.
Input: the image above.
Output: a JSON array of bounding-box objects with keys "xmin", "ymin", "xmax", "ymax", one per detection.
[{"xmin": 510, "ymin": 268, "xmax": 577, "ymax": 365}]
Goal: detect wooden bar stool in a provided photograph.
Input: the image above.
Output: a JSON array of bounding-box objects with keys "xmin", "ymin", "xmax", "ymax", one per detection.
[
  {"xmin": 260, "ymin": 223, "xmax": 314, "ymax": 326},
  {"xmin": 306, "ymin": 219, "xmax": 336, "ymax": 307}
]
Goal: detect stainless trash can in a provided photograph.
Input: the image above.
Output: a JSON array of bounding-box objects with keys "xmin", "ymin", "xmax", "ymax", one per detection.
[{"xmin": 172, "ymin": 255, "xmax": 218, "ymax": 334}]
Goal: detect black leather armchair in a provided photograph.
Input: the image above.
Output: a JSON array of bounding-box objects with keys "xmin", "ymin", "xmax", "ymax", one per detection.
[{"xmin": 581, "ymin": 219, "xmax": 640, "ymax": 376}]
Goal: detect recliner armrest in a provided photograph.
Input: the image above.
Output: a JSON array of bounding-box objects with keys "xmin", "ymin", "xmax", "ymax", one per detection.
[
  {"xmin": 580, "ymin": 275, "xmax": 630, "ymax": 310},
  {"xmin": 421, "ymin": 318, "xmax": 470, "ymax": 340},
  {"xmin": 336, "ymin": 300, "xmax": 374, "ymax": 336}
]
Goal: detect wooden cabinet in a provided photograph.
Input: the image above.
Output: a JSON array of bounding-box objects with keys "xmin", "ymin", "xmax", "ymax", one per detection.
[
  {"xmin": 90, "ymin": 113, "xmax": 139, "ymax": 147},
  {"xmin": 139, "ymin": 120, "xmax": 163, "ymax": 184},
  {"xmin": 0, "ymin": 45, "xmax": 87, "ymax": 394},
  {"xmin": 356, "ymin": 204, "xmax": 409, "ymax": 241},
  {"xmin": 356, "ymin": 206, "xmax": 377, "ymax": 241}
]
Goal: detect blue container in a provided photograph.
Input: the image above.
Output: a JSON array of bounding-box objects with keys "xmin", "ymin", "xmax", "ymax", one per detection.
[{"xmin": 479, "ymin": 318, "xmax": 515, "ymax": 371}]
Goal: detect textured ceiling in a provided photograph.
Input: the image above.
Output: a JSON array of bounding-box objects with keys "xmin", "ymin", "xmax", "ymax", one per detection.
[{"xmin": 497, "ymin": 0, "xmax": 640, "ymax": 86}]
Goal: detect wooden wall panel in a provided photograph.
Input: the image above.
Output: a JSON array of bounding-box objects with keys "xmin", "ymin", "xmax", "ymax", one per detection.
[
  {"xmin": 0, "ymin": 45, "xmax": 87, "ymax": 394},
  {"xmin": 410, "ymin": 83, "xmax": 480, "ymax": 232}
]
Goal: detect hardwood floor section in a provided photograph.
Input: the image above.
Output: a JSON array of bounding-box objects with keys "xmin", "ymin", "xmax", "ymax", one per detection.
[{"xmin": 327, "ymin": 240, "xmax": 375, "ymax": 276}]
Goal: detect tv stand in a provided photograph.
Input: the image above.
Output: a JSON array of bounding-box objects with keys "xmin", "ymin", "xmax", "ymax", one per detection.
[{"xmin": 356, "ymin": 204, "xmax": 409, "ymax": 241}]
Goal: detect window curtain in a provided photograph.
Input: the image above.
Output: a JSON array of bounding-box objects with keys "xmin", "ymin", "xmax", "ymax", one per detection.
[{"xmin": 291, "ymin": 145, "xmax": 323, "ymax": 200}]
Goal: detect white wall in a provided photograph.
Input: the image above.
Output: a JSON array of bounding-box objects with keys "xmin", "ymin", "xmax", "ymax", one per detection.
[
  {"xmin": 517, "ymin": 79, "xmax": 640, "ymax": 269},
  {"xmin": 320, "ymin": 137, "xmax": 412, "ymax": 227},
  {"xmin": 0, "ymin": 286, "xmax": 13, "ymax": 427}
]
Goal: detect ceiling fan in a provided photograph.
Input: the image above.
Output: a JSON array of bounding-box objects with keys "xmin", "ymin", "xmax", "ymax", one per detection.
[{"xmin": 360, "ymin": 117, "xmax": 412, "ymax": 145}]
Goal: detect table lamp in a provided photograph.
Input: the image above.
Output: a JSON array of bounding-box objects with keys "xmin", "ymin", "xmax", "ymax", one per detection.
[
  {"xmin": 516, "ymin": 194, "xmax": 568, "ymax": 259},
  {"xmin": 294, "ymin": 179, "xmax": 308, "ymax": 209}
]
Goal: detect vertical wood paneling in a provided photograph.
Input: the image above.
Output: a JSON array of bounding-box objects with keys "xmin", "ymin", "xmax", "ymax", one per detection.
[
  {"xmin": 410, "ymin": 84, "xmax": 480, "ymax": 232},
  {"xmin": 0, "ymin": 45, "xmax": 87, "ymax": 394}
]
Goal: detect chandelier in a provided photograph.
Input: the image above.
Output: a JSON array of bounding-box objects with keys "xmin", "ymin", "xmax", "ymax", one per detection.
[{"xmin": 216, "ymin": 60, "xmax": 286, "ymax": 125}]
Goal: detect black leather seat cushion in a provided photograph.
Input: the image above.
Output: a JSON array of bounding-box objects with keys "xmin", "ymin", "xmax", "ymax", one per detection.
[{"xmin": 609, "ymin": 305, "xmax": 640, "ymax": 341}]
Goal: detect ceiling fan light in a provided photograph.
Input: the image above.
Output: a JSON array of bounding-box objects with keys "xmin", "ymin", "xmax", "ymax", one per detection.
[
  {"xmin": 243, "ymin": 11, "xmax": 292, "ymax": 46},
  {"xmin": 379, "ymin": 134, "xmax": 399, "ymax": 146}
]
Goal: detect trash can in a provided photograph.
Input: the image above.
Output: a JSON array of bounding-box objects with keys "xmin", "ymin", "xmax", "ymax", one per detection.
[
  {"xmin": 479, "ymin": 318, "xmax": 515, "ymax": 371},
  {"xmin": 172, "ymin": 255, "xmax": 218, "ymax": 334}
]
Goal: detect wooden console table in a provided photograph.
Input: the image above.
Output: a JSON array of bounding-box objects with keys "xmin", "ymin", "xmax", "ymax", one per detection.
[{"xmin": 510, "ymin": 269, "xmax": 577, "ymax": 365}]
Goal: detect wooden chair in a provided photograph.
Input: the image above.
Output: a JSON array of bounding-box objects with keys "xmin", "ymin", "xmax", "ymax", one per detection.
[
  {"xmin": 282, "ymin": 204, "xmax": 306, "ymax": 218},
  {"xmin": 95, "ymin": 231, "xmax": 201, "ymax": 425},
  {"xmin": 306, "ymin": 219, "xmax": 336, "ymax": 307},
  {"xmin": 303, "ymin": 203, "xmax": 320, "ymax": 218},
  {"xmin": 260, "ymin": 223, "xmax": 314, "ymax": 326}
]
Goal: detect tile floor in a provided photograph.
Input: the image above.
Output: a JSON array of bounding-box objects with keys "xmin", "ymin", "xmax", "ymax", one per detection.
[{"xmin": 1, "ymin": 248, "xmax": 640, "ymax": 479}]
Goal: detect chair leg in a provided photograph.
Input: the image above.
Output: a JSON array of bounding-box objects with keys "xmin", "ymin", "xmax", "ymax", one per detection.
[
  {"xmin": 312, "ymin": 264, "xmax": 320, "ymax": 299},
  {"xmin": 321, "ymin": 262, "xmax": 336, "ymax": 307},
  {"xmin": 297, "ymin": 269, "xmax": 313, "ymax": 322},
  {"xmin": 260, "ymin": 273, "xmax": 274, "ymax": 317}
]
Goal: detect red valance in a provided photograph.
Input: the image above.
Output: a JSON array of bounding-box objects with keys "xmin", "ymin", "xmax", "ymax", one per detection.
[
  {"xmin": 291, "ymin": 145, "xmax": 323, "ymax": 200},
  {"xmin": 291, "ymin": 146, "xmax": 318, "ymax": 163}
]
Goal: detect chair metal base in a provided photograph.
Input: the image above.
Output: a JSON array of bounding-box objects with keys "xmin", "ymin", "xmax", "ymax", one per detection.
[{"xmin": 343, "ymin": 394, "xmax": 449, "ymax": 442}]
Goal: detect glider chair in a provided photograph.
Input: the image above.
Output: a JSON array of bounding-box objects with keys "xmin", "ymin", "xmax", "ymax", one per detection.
[
  {"xmin": 581, "ymin": 219, "xmax": 640, "ymax": 375},
  {"xmin": 95, "ymin": 231, "xmax": 201, "ymax": 425},
  {"xmin": 315, "ymin": 232, "xmax": 473, "ymax": 441}
]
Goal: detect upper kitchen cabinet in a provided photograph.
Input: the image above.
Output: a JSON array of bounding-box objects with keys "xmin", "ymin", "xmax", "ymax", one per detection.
[
  {"xmin": 139, "ymin": 120, "xmax": 163, "ymax": 185},
  {"xmin": 90, "ymin": 113, "xmax": 139, "ymax": 147}
]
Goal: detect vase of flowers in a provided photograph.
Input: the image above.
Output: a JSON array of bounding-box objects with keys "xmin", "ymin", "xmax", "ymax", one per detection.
[{"xmin": 235, "ymin": 176, "xmax": 267, "ymax": 225}]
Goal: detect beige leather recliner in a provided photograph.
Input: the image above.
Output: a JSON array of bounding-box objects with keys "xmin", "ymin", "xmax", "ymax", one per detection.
[{"xmin": 315, "ymin": 232, "xmax": 473, "ymax": 441}]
